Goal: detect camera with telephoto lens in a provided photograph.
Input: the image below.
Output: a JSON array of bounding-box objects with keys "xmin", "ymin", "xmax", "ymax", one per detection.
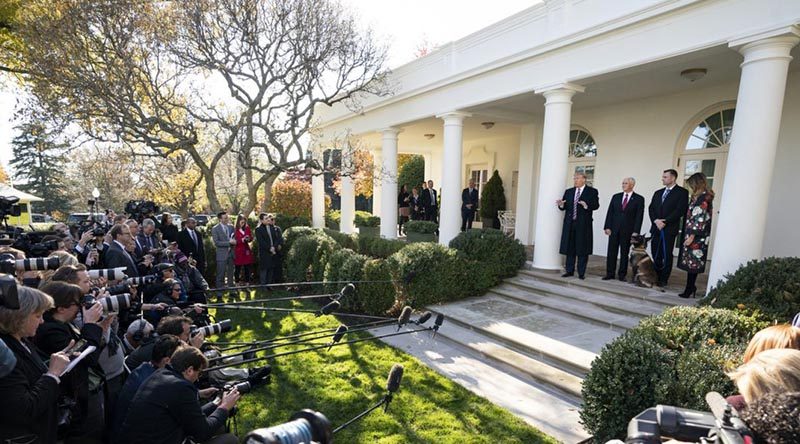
[
  {"xmin": 88, "ymin": 267, "xmax": 127, "ymax": 281},
  {"xmin": 82, "ymin": 293, "xmax": 131, "ymax": 314},
  {"xmin": 124, "ymin": 275, "xmax": 157, "ymax": 286},
  {"xmin": 0, "ymin": 253, "xmax": 60, "ymax": 274},
  {"xmin": 245, "ymin": 410, "xmax": 332, "ymax": 444},
  {"xmin": 3, "ymin": 231, "xmax": 61, "ymax": 258},
  {"xmin": 193, "ymin": 319, "xmax": 232, "ymax": 337},
  {"xmin": 0, "ymin": 196, "xmax": 21, "ymax": 220},
  {"xmin": 0, "ymin": 274, "xmax": 19, "ymax": 309},
  {"xmin": 124, "ymin": 200, "xmax": 161, "ymax": 223}
]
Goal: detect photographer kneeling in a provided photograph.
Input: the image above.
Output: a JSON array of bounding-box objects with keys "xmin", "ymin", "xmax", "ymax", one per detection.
[
  {"xmin": 125, "ymin": 315, "xmax": 204, "ymax": 371},
  {"xmin": 118, "ymin": 346, "xmax": 239, "ymax": 444},
  {"xmin": 35, "ymin": 281, "xmax": 106, "ymax": 444},
  {"xmin": 0, "ymin": 286, "xmax": 71, "ymax": 444}
]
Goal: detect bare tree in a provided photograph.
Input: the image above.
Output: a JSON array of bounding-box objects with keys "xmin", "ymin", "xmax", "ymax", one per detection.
[{"xmin": 17, "ymin": 0, "xmax": 389, "ymax": 213}]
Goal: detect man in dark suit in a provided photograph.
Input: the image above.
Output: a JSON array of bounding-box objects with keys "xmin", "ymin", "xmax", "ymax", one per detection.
[
  {"xmin": 425, "ymin": 180, "xmax": 438, "ymax": 223},
  {"xmin": 461, "ymin": 179, "xmax": 479, "ymax": 231},
  {"xmin": 557, "ymin": 172, "xmax": 600, "ymax": 279},
  {"xmin": 104, "ymin": 223, "xmax": 141, "ymax": 278},
  {"xmin": 118, "ymin": 347, "xmax": 240, "ymax": 444},
  {"xmin": 177, "ymin": 217, "xmax": 206, "ymax": 274},
  {"xmin": 255, "ymin": 213, "xmax": 284, "ymax": 285},
  {"xmin": 648, "ymin": 168, "xmax": 689, "ymax": 287},
  {"xmin": 603, "ymin": 177, "xmax": 645, "ymax": 281}
]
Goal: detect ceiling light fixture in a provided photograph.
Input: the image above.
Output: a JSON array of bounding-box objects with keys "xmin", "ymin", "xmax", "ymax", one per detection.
[
  {"xmin": 481, "ymin": 122, "xmax": 495, "ymax": 130},
  {"xmin": 680, "ymin": 68, "xmax": 707, "ymax": 82},
  {"xmin": 424, "ymin": 133, "xmax": 435, "ymax": 140}
]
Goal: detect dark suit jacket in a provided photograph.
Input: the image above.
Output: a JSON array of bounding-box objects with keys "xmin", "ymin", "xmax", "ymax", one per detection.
[
  {"xmin": 559, "ymin": 186, "xmax": 600, "ymax": 256},
  {"xmin": 118, "ymin": 365, "xmax": 229, "ymax": 444},
  {"xmin": 0, "ymin": 334, "xmax": 60, "ymax": 444},
  {"xmin": 603, "ymin": 192, "xmax": 645, "ymax": 238},
  {"xmin": 104, "ymin": 241, "xmax": 141, "ymax": 278},
  {"xmin": 427, "ymin": 188, "xmax": 438, "ymax": 209},
  {"xmin": 648, "ymin": 185, "xmax": 689, "ymax": 236},
  {"xmin": 177, "ymin": 228, "xmax": 206, "ymax": 271},
  {"xmin": 461, "ymin": 188, "xmax": 479, "ymax": 212}
]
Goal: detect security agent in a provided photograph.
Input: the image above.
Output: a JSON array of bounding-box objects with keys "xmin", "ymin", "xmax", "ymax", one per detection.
[{"xmin": 118, "ymin": 346, "xmax": 240, "ymax": 444}]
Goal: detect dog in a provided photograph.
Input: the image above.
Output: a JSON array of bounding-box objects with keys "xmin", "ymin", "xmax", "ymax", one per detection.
[{"xmin": 629, "ymin": 233, "xmax": 664, "ymax": 292}]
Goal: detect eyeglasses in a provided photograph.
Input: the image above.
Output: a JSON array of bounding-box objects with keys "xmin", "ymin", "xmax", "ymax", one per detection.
[{"xmin": 172, "ymin": 287, "xmax": 181, "ymax": 292}]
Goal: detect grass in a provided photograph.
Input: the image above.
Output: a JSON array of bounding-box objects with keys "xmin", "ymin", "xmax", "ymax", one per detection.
[{"xmin": 207, "ymin": 290, "xmax": 557, "ymax": 444}]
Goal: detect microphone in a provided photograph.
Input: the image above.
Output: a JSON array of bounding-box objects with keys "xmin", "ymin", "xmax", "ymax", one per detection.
[
  {"xmin": 384, "ymin": 363, "xmax": 404, "ymax": 412},
  {"xmin": 327, "ymin": 325, "xmax": 348, "ymax": 351},
  {"xmin": 432, "ymin": 313, "xmax": 445, "ymax": 338},
  {"xmin": 337, "ymin": 283, "xmax": 355, "ymax": 300},
  {"xmin": 397, "ymin": 306, "xmax": 412, "ymax": 331},
  {"xmin": 415, "ymin": 311, "xmax": 432, "ymax": 325},
  {"xmin": 318, "ymin": 300, "xmax": 341, "ymax": 316}
]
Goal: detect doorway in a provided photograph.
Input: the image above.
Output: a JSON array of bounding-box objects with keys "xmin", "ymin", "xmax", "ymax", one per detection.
[{"xmin": 676, "ymin": 152, "xmax": 727, "ymax": 256}]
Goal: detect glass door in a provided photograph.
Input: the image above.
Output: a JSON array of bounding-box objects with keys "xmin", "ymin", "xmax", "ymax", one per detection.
[
  {"xmin": 468, "ymin": 167, "xmax": 488, "ymax": 222},
  {"xmin": 677, "ymin": 152, "xmax": 727, "ymax": 256}
]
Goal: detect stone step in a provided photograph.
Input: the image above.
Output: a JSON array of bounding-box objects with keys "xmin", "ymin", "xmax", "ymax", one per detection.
[
  {"xmin": 432, "ymin": 302, "xmax": 599, "ymax": 377},
  {"xmin": 501, "ymin": 276, "xmax": 666, "ymax": 319},
  {"xmin": 519, "ymin": 268, "xmax": 695, "ymax": 308},
  {"xmin": 374, "ymin": 324, "xmax": 591, "ymax": 443},
  {"xmin": 487, "ymin": 286, "xmax": 642, "ymax": 331},
  {"xmin": 422, "ymin": 312, "xmax": 585, "ymax": 400}
]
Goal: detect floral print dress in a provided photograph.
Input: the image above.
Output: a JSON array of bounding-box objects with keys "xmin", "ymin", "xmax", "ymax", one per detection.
[{"xmin": 678, "ymin": 191, "xmax": 713, "ymax": 273}]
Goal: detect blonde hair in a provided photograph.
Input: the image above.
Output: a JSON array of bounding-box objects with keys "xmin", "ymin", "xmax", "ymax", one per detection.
[
  {"xmin": 0, "ymin": 286, "xmax": 54, "ymax": 336},
  {"xmin": 728, "ymin": 348, "xmax": 800, "ymax": 403},
  {"xmin": 743, "ymin": 324, "xmax": 800, "ymax": 363}
]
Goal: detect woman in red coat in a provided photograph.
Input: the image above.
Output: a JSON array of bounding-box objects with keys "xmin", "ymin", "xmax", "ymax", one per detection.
[{"xmin": 233, "ymin": 213, "xmax": 254, "ymax": 284}]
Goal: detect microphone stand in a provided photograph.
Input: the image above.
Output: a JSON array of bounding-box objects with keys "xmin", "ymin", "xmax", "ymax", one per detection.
[
  {"xmin": 202, "ymin": 304, "xmax": 394, "ymax": 321},
  {"xmin": 204, "ymin": 279, "xmax": 396, "ymax": 294},
  {"xmin": 332, "ymin": 395, "xmax": 391, "ymax": 434}
]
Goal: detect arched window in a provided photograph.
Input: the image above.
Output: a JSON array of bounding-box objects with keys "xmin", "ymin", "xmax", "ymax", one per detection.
[
  {"xmin": 568, "ymin": 128, "xmax": 597, "ymax": 186},
  {"xmin": 684, "ymin": 108, "xmax": 735, "ymax": 150}
]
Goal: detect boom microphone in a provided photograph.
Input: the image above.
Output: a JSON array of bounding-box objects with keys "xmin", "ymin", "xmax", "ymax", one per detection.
[
  {"xmin": 432, "ymin": 313, "xmax": 445, "ymax": 338},
  {"xmin": 384, "ymin": 363, "xmax": 404, "ymax": 412},
  {"xmin": 327, "ymin": 325, "xmax": 348, "ymax": 351},
  {"xmin": 338, "ymin": 283, "xmax": 355, "ymax": 300},
  {"xmin": 318, "ymin": 300, "xmax": 341, "ymax": 316},
  {"xmin": 396, "ymin": 306, "xmax": 412, "ymax": 331},
  {"xmin": 415, "ymin": 311, "xmax": 432, "ymax": 325}
]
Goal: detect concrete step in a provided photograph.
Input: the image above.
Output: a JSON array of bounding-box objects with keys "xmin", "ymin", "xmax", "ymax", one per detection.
[
  {"xmin": 519, "ymin": 268, "xmax": 695, "ymax": 308},
  {"xmin": 501, "ymin": 277, "xmax": 666, "ymax": 319},
  {"xmin": 374, "ymin": 324, "xmax": 591, "ymax": 443},
  {"xmin": 487, "ymin": 286, "xmax": 641, "ymax": 331},
  {"xmin": 431, "ymin": 303, "xmax": 597, "ymax": 378}
]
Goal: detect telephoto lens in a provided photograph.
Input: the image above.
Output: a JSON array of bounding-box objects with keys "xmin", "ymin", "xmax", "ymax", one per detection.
[
  {"xmin": 245, "ymin": 410, "xmax": 332, "ymax": 444},
  {"xmin": 88, "ymin": 267, "xmax": 128, "ymax": 281},
  {"xmin": 230, "ymin": 381, "xmax": 252, "ymax": 394},
  {"xmin": 124, "ymin": 275, "xmax": 157, "ymax": 286},
  {"xmin": 15, "ymin": 257, "xmax": 60, "ymax": 271},
  {"xmin": 195, "ymin": 319, "xmax": 232, "ymax": 337},
  {"xmin": 98, "ymin": 294, "xmax": 131, "ymax": 313}
]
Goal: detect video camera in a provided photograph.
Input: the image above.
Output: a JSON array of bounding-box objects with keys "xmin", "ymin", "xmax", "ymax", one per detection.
[
  {"xmin": 0, "ymin": 254, "xmax": 60, "ymax": 274},
  {"xmin": 0, "ymin": 231, "xmax": 62, "ymax": 258},
  {"xmin": 624, "ymin": 392, "xmax": 752, "ymax": 444},
  {"xmin": 125, "ymin": 200, "xmax": 161, "ymax": 223},
  {"xmin": 0, "ymin": 273, "xmax": 19, "ymax": 309},
  {"xmin": 0, "ymin": 196, "xmax": 21, "ymax": 221}
]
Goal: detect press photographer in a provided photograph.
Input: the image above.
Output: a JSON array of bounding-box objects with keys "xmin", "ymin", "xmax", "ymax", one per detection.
[
  {"xmin": 104, "ymin": 223, "xmax": 140, "ymax": 278},
  {"xmin": 0, "ymin": 278, "xmax": 72, "ymax": 444},
  {"xmin": 125, "ymin": 315, "xmax": 205, "ymax": 371},
  {"xmin": 174, "ymin": 252, "xmax": 210, "ymax": 304},
  {"xmin": 121, "ymin": 318, "xmax": 154, "ymax": 355}
]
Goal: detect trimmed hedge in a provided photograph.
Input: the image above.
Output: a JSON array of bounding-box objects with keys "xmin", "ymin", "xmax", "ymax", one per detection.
[
  {"xmin": 361, "ymin": 259, "xmax": 397, "ymax": 316},
  {"xmin": 356, "ymin": 236, "xmax": 406, "ymax": 259},
  {"xmin": 702, "ymin": 257, "xmax": 800, "ymax": 322},
  {"xmin": 324, "ymin": 249, "xmax": 368, "ymax": 312},
  {"xmin": 449, "ymin": 228, "xmax": 525, "ymax": 279},
  {"xmin": 275, "ymin": 214, "xmax": 311, "ymax": 230},
  {"xmin": 354, "ymin": 211, "xmax": 380, "ymax": 227},
  {"xmin": 322, "ymin": 228, "xmax": 358, "ymax": 251},
  {"xmin": 283, "ymin": 226, "xmax": 319, "ymax": 254},
  {"xmin": 403, "ymin": 220, "xmax": 438, "ymax": 234},
  {"xmin": 284, "ymin": 231, "xmax": 338, "ymax": 283},
  {"xmin": 580, "ymin": 306, "xmax": 768, "ymax": 442}
]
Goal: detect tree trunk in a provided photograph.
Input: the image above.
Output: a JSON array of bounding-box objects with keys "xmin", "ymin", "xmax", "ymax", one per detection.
[{"xmin": 244, "ymin": 171, "xmax": 279, "ymax": 216}]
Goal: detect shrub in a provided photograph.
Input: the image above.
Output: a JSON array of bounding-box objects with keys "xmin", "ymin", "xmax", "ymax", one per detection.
[
  {"xmin": 267, "ymin": 179, "xmax": 330, "ymax": 219},
  {"xmin": 479, "ymin": 170, "xmax": 506, "ymax": 228},
  {"xmin": 275, "ymin": 214, "xmax": 311, "ymax": 230},
  {"xmin": 397, "ymin": 154, "xmax": 424, "ymax": 192},
  {"xmin": 580, "ymin": 306, "xmax": 768, "ymax": 442},
  {"xmin": 361, "ymin": 259, "xmax": 397, "ymax": 316},
  {"xmin": 449, "ymin": 228, "xmax": 525, "ymax": 279},
  {"xmin": 403, "ymin": 220, "xmax": 437, "ymax": 234},
  {"xmin": 284, "ymin": 231, "xmax": 338, "ymax": 283},
  {"xmin": 702, "ymin": 257, "xmax": 800, "ymax": 322},
  {"xmin": 325, "ymin": 210, "xmax": 340, "ymax": 229},
  {"xmin": 354, "ymin": 211, "xmax": 380, "ymax": 227},
  {"xmin": 283, "ymin": 226, "xmax": 319, "ymax": 253},
  {"xmin": 323, "ymin": 249, "xmax": 368, "ymax": 313},
  {"xmin": 322, "ymin": 228, "xmax": 358, "ymax": 250},
  {"xmin": 356, "ymin": 236, "xmax": 406, "ymax": 259}
]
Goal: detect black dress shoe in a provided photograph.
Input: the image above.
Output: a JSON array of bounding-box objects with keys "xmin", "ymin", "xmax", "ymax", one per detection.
[
  {"xmin": 618, "ymin": 276, "xmax": 626, "ymax": 281},
  {"xmin": 602, "ymin": 275, "xmax": 613, "ymax": 281},
  {"xmin": 561, "ymin": 272, "xmax": 574, "ymax": 278},
  {"xmin": 579, "ymin": 275, "xmax": 585, "ymax": 280}
]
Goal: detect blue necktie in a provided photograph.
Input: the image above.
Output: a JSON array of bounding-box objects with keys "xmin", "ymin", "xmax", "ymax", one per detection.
[{"xmin": 662, "ymin": 187, "xmax": 671, "ymax": 203}]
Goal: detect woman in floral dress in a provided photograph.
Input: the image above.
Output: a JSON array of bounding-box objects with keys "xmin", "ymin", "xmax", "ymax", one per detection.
[{"xmin": 677, "ymin": 172, "xmax": 714, "ymax": 298}]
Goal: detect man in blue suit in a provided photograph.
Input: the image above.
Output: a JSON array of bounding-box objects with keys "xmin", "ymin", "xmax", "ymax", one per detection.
[{"xmin": 461, "ymin": 179, "xmax": 479, "ymax": 231}]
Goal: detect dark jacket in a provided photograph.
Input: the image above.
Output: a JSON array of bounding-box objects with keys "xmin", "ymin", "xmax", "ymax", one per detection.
[
  {"xmin": 603, "ymin": 192, "xmax": 645, "ymax": 238},
  {"xmin": 648, "ymin": 185, "xmax": 689, "ymax": 236},
  {"xmin": 124, "ymin": 338, "xmax": 156, "ymax": 373},
  {"xmin": 0, "ymin": 334, "xmax": 61, "ymax": 444},
  {"xmin": 112, "ymin": 362, "xmax": 156, "ymax": 439},
  {"xmin": 177, "ymin": 228, "xmax": 206, "ymax": 272},
  {"xmin": 118, "ymin": 365, "xmax": 229, "ymax": 444},
  {"xmin": 397, "ymin": 191, "xmax": 410, "ymax": 208},
  {"xmin": 255, "ymin": 224, "xmax": 284, "ymax": 270},
  {"xmin": 559, "ymin": 186, "xmax": 600, "ymax": 256},
  {"xmin": 104, "ymin": 240, "xmax": 141, "ymax": 278},
  {"xmin": 461, "ymin": 188, "xmax": 479, "ymax": 212},
  {"xmin": 160, "ymin": 224, "xmax": 180, "ymax": 245}
]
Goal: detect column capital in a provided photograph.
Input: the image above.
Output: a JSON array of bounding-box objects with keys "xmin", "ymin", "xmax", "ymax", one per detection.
[
  {"xmin": 379, "ymin": 127, "xmax": 403, "ymax": 138},
  {"xmin": 436, "ymin": 111, "xmax": 472, "ymax": 125},
  {"xmin": 729, "ymin": 26, "xmax": 800, "ymax": 67},
  {"xmin": 535, "ymin": 82, "xmax": 585, "ymax": 105}
]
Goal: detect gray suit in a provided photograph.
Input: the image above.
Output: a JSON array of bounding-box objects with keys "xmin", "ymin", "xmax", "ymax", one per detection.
[{"xmin": 212, "ymin": 223, "xmax": 235, "ymax": 288}]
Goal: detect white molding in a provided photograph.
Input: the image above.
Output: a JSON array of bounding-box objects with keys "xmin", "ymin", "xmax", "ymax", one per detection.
[{"xmin": 728, "ymin": 25, "xmax": 800, "ymax": 49}]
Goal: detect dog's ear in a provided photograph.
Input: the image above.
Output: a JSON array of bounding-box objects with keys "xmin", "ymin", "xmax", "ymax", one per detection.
[{"xmin": 643, "ymin": 236, "xmax": 652, "ymax": 246}]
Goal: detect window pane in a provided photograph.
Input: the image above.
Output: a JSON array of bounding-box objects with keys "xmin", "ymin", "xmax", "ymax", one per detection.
[
  {"xmin": 686, "ymin": 135, "xmax": 706, "ymax": 150},
  {"xmin": 701, "ymin": 159, "xmax": 716, "ymax": 177},
  {"xmin": 685, "ymin": 160, "xmax": 701, "ymax": 176},
  {"xmin": 684, "ymin": 107, "xmax": 735, "ymax": 150},
  {"xmin": 575, "ymin": 165, "xmax": 595, "ymax": 187},
  {"xmin": 721, "ymin": 109, "xmax": 735, "ymax": 128}
]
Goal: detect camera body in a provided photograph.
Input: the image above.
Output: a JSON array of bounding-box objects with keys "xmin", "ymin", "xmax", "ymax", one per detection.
[{"xmin": 125, "ymin": 200, "xmax": 161, "ymax": 223}]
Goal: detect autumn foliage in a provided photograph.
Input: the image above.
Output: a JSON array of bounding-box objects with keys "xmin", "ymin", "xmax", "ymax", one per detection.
[{"xmin": 267, "ymin": 179, "xmax": 330, "ymax": 219}]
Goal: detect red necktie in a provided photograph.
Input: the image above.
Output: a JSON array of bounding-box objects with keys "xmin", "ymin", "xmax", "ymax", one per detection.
[{"xmin": 622, "ymin": 194, "xmax": 629, "ymax": 211}]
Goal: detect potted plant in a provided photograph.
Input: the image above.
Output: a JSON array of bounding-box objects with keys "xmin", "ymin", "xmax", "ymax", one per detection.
[
  {"xmin": 403, "ymin": 220, "xmax": 438, "ymax": 243},
  {"xmin": 354, "ymin": 210, "xmax": 380, "ymax": 237},
  {"xmin": 479, "ymin": 170, "xmax": 506, "ymax": 229},
  {"xmin": 325, "ymin": 210, "xmax": 341, "ymax": 231}
]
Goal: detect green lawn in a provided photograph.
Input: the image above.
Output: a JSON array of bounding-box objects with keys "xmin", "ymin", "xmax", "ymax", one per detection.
[{"xmin": 207, "ymin": 290, "xmax": 557, "ymax": 444}]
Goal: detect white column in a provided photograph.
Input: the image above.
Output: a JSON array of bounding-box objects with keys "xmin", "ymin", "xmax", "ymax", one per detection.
[
  {"xmin": 380, "ymin": 128, "xmax": 401, "ymax": 239},
  {"xmin": 340, "ymin": 148, "xmax": 356, "ymax": 234},
  {"xmin": 423, "ymin": 152, "xmax": 432, "ymax": 183},
  {"xmin": 311, "ymin": 149, "xmax": 325, "ymax": 228},
  {"xmin": 515, "ymin": 123, "xmax": 537, "ymax": 245},
  {"xmin": 708, "ymin": 32, "xmax": 800, "ymax": 287},
  {"xmin": 436, "ymin": 111, "xmax": 471, "ymax": 245},
  {"xmin": 532, "ymin": 83, "xmax": 584, "ymax": 270},
  {"xmin": 371, "ymin": 148, "xmax": 382, "ymax": 218}
]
